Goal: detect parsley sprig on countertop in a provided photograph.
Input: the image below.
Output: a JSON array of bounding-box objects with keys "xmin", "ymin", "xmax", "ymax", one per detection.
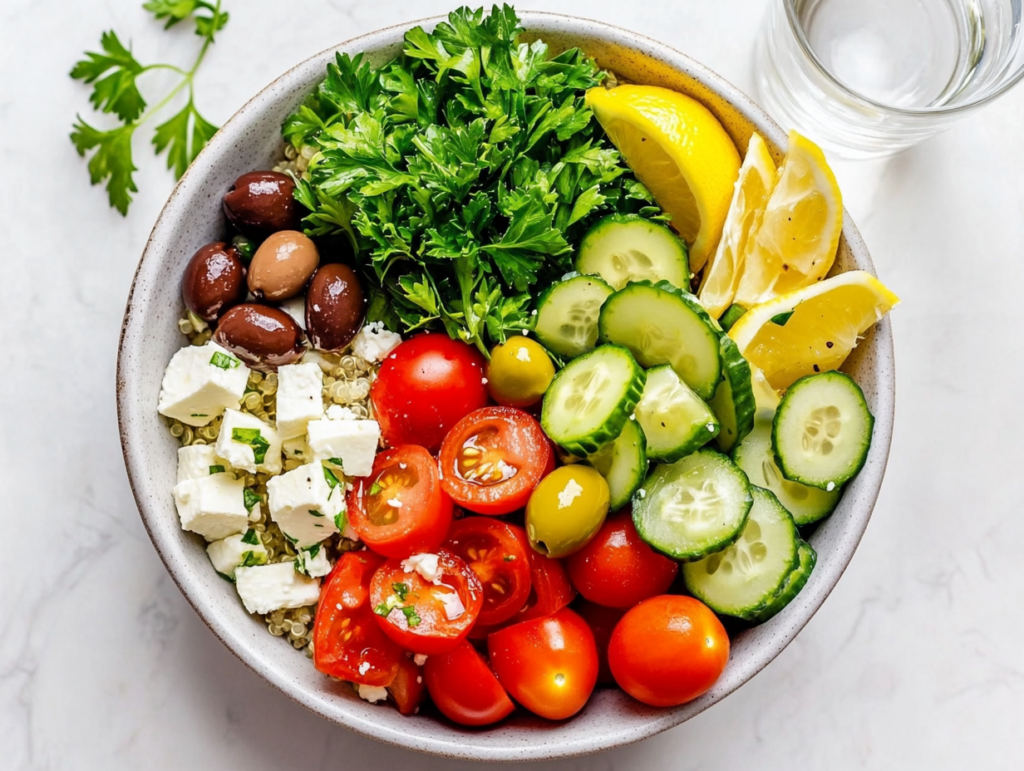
[
  {"xmin": 70, "ymin": 1, "xmax": 229, "ymax": 215},
  {"xmin": 286, "ymin": 5, "xmax": 665, "ymax": 355}
]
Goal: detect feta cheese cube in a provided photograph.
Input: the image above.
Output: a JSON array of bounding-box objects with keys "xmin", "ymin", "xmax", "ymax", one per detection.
[
  {"xmin": 282, "ymin": 435, "xmax": 313, "ymax": 463},
  {"xmin": 307, "ymin": 415, "xmax": 380, "ymax": 477},
  {"xmin": 402, "ymin": 553, "xmax": 442, "ymax": 583},
  {"xmin": 172, "ymin": 473, "xmax": 250, "ymax": 541},
  {"xmin": 206, "ymin": 530, "xmax": 269, "ymax": 578},
  {"xmin": 355, "ymin": 684, "xmax": 389, "ymax": 703},
  {"xmin": 176, "ymin": 444, "xmax": 228, "ymax": 483},
  {"xmin": 276, "ymin": 363, "xmax": 324, "ymax": 440},
  {"xmin": 235, "ymin": 562, "xmax": 320, "ymax": 614},
  {"xmin": 215, "ymin": 409, "xmax": 283, "ymax": 474},
  {"xmin": 294, "ymin": 545, "xmax": 332, "ymax": 578},
  {"xmin": 158, "ymin": 342, "xmax": 249, "ymax": 426},
  {"xmin": 351, "ymin": 322, "xmax": 402, "ymax": 363},
  {"xmin": 266, "ymin": 462, "xmax": 345, "ymax": 547}
]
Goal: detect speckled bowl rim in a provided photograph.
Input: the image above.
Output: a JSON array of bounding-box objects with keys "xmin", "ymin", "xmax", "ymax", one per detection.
[{"xmin": 117, "ymin": 11, "xmax": 895, "ymax": 762}]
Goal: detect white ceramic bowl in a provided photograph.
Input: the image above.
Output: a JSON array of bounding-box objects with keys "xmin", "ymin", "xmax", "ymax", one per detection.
[{"xmin": 118, "ymin": 12, "xmax": 895, "ymax": 762}]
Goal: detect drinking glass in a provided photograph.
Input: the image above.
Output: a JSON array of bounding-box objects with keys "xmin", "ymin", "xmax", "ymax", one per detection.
[{"xmin": 755, "ymin": 0, "xmax": 1024, "ymax": 158}]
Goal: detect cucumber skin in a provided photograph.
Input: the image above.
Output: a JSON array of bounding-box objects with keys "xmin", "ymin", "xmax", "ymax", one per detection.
[
  {"xmin": 541, "ymin": 345, "xmax": 647, "ymax": 457},
  {"xmin": 711, "ymin": 335, "xmax": 756, "ymax": 454},
  {"xmin": 533, "ymin": 273, "xmax": 614, "ymax": 360},
  {"xmin": 748, "ymin": 540, "xmax": 817, "ymax": 623},
  {"xmin": 577, "ymin": 213, "xmax": 691, "ymax": 290},
  {"xmin": 773, "ymin": 372, "xmax": 875, "ymax": 489},
  {"xmin": 720, "ymin": 304, "xmax": 748, "ymax": 332}
]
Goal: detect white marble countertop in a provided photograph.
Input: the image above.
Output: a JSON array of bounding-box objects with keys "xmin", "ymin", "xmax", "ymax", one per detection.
[{"xmin": 4, "ymin": 0, "xmax": 1023, "ymax": 768}]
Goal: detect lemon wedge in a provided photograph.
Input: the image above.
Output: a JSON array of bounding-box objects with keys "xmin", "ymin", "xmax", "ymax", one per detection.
[
  {"xmin": 734, "ymin": 131, "xmax": 843, "ymax": 308},
  {"xmin": 586, "ymin": 85, "xmax": 741, "ymax": 273},
  {"xmin": 698, "ymin": 132, "xmax": 776, "ymax": 318},
  {"xmin": 729, "ymin": 270, "xmax": 899, "ymax": 391}
]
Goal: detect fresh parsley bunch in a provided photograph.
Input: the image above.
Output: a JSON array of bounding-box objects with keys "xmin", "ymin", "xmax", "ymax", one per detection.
[
  {"xmin": 70, "ymin": 1, "xmax": 229, "ymax": 214},
  {"xmin": 285, "ymin": 5, "xmax": 664, "ymax": 355}
]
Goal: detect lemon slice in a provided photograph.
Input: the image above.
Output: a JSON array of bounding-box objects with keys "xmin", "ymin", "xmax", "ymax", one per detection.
[
  {"xmin": 729, "ymin": 270, "xmax": 899, "ymax": 391},
  {"xmin": 586, "ymin": 85, "xmax": 741, "ymax": 273},
  {"xmin": 734, "ymin": 131, "xmax": 843, "ymax": 308},
  {"xmin": 698, "ymin": 132, "xmax": 776, "ymax": 318}
]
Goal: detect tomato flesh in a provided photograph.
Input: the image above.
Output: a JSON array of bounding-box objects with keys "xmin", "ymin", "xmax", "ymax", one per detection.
[
  {"xmin": 439, "ymin": 406, "xmax": 554, "ymax": 515},
  {"xmin": 444, "ymin": 518, "xmax": 531, "ymax": 627},
  {"xmin": 387, "ymin": 655, "xmax": 427, "ymax": 716},
  {"xmin": 424, "ymin": 641, "xmax": 515, "ymax": 726},
  {"xmin": 313, "ymin": 552, "xmax": 404, "ymax": 687},
  {"xmin": 348, "ymin": 445, "xmax": 453, "ymax": 558},
  {"xmin": 369, "ymin": 549, "xmax": 483, "ymax": 655}
]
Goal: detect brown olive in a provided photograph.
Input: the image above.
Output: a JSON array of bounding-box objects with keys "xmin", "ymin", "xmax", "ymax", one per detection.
[
  {"xmin": 222, "ymin": 171, "xmax": 302, "ymax": 237},
  {"xmin": 305, "ymin": 264, "xmax": 367, "ymax": 352},
  {"xmin": 181, "ymin": 242, "xmax": 247, "ymax": 321},
  {"xmin": 247, "ymin": 231, "xmax": 319, "ymax": 302},
  {"xmin": 213, "ymin": 304, "xmax": 305, "ymax": 370}
]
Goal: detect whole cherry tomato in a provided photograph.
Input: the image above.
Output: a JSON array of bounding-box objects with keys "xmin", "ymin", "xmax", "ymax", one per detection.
[
  {"xmin": 424, "ymin": 641, "xmax": 515, "ymax": 726},
  {"xmin": 608, "ymin": 595, "xmax": 730, "ymax": 707},
  {"xmin": 574, "ymin": 600, "xmax": 625, "ymax": 686},
  {"xmin": 387, "ymin": 655, "xmax": 427, "ymax": 716},
  {"xmin": 488, "ymin": 608, "xmax": 599, "ymax": 720},
  {"xmin": 565, "ymin": 510, "xmax": 679, "ymax": 608},
  {"xmin": 371, "ymin": 334, "xmax": 488, "ymax": 452}
]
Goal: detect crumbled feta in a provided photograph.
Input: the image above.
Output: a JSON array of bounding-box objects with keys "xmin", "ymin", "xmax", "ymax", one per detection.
[
  {"xmin": 402, "ymin": 553, "xmax": 442, "ymax": 583},
  {"xmin": 351, "ymin": 322, "xmax": 402, "ymax": 362},
  {"xmin": 438, "ymin": 589, "xmax": 466, "ymax": 621},
  {"xmin": 413, "ymin": 654, "xmax": 428, "ymax": 667},
  {"xmin": 215, "ymin": 409, "xmax": 283, "ymax": 474},
  {"xmin": 325, "ymin": 404, "xmax": 357, "ymax": 421},
  {"xmin": 516, "ymin": 346, "xmax": 531, "ymax": 362},
  {"xmin": 266, "ymin": 462, "xmax": 344, "ymax": 547},
  {"xmin": 207, "ymin": 530, "xmax": 268, "ymax": 578},
  {"xmin": 557, "ymin": 478, "xmax": 584, "ymax": 509},
  {"xmin": 301, "ymin": 350, "xmax": 333, "ymax": 372},
  {"xmin": 282, "ymin": 434, "xmax": 312, "ymax": 462},
  {"xmin": 234, "ymin": 562, "xmax": 320, "ymax": 614},
  {"xmin": 173, "ymin": 473, "xmax": 250, "ymax": 541},
  {"xmin": 279, "ymin": 295, "xmax": 307, "ymax": 330},
  {"xmin": 276, "ymin": 362, "xmax": 324, "ymax": 439},
  {"xmin": 355, "ymin": 683, "xmax": 389, "ymax": 704},
  {"xmin": 307, "ymin": 414, "xmax": 381, "ymax": 477},
  {"xmin": 294, "ymin": 545, "xmax": 332, "ymax": 578},
  {"xmin": 157, "ymin": 342, "xmax": 249, "ymax": 426},
  {"xmin": 176, "ymin": 444, "xmax": 226, "ymax": 483}
]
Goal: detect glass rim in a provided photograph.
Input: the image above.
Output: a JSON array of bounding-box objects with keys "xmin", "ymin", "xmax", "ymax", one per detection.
[{"xmin": 782, "ymin": 0, "xmax": 1024, "ymax": 117}]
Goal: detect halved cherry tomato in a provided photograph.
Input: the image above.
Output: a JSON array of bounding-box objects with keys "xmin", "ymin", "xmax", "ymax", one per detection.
[
  {"xmin": 371, "ymin": 333, "xmax": 488, "ymax": 452},
  {"xmin": 574, "ymin": 600, "xmax": 625, "ymax": 686},
  {"xmin": 565, "ymin": 510, "xmax": 679, "ymax": 609},
  {"xmin": 348, "ymin": 445, "xmax": 453, "ymax": 558},
  {"xmin": 488, "ymin": 608, "xmax": 599, "ymax": 720},
  {"xmin": 369, "ymin": 549, "xmax": 483, "ymax": 655},
  {"xmin": 424, "ymin": 641, "xmax": 515, "ymax": 726},
  {"xmin": 438, "ymin": 406, "xmax": 554, "ymax": 515},
  {"xmin": 444, "ymin": 518, "xmax": 531, "ymax": 627},
  {"xmin": 313, "ymin": 552, "xmax": 404, "ymax": 687},
  {"xmin": 609, "ymin": 595, "xmax": 730, "ymax": 707},
  {"xmin": 387, "ymin": 655, "xmax": 427, "ymax": 716},
  {"xmin": 514, "ymin": 529, "xmax": 576, "ymax": 623}
]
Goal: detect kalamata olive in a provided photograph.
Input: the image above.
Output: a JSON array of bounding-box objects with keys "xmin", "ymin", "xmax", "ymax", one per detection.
[
  {"xmin": 213, "ymin": 304, "xmax": 305, "ymax": 370},
  {"xmin": 181, "ymin": 242, "xmax": 247, "ymax": 321},
  {"xmin": 305, "ymin": 264, "xmax": 367, "ymax": 352},
  {"xmin": 222, "ymin": 171, "xmax": 302, "ymax": 237},
  {"xmin": 247, "ymin": 230, "xmax": 320, "ymax": 302}
]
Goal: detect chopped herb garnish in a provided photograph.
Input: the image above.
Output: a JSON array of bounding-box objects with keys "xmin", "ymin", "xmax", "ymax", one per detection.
[
  {"xmin": 309, "ymin": 509, "xmax": 325, "ymax": 518},
  {"xmin": 307, "ymin": 544, "xmax": 321, "ymax": 559},
  {"xmin": 284, "ymin": 533, "xmax": 298, "ymax": 543},
  {"xmin": 401, "ymin": 606, "xmax": 422, "ymax": 628},
  {"xmin": 328, "ymin": 457, "xmax": 345, "ymax": 467},
  {"xmin": 323, "ymin": 466, "xmax": 341, "ymax": 489},
  {"xmin": 374, "ymin": 603, "xmax": 392, "ymax": 617},
  {"xmin": 191, "ymin": 413, "xmax": 209, "ymax": 418},
  {"xmin": 210, "ymin": 351, "xmax": 241, "ymax": 369},
  {"xmin": 369, "ymin": 481, "xmax": 382, "ymax": 496},
  {"xmin": 334, "ymin": 512, "xmax": 348, "ymax": 532},
  {"xmin": 232, "ymin": 427, "xmax": 270, "ymax": 464},
  {"xmin": 240, "ymin": 528, "xmax": 260, "ymax": 545},
  {"xmin": 240, "ymin": 551, "xmax": 262, "ymax": 568},
  {"xmin": 216, "ymin": 571, "xmax": 235, "ymax": 583},
  {"xmin": 770, "ymin": 311, "xmax": 795, "ymax": 327},
  {"xmin": 392, "ymin": 582, "xmax": 411, "ymax": 601},
  {"xmin": 209, "ymin": 464, "xmax": 225, "ymax": 474},
  {"xmin": 242, "ymin": 488, "xmax": 261, "ymax": 513}
]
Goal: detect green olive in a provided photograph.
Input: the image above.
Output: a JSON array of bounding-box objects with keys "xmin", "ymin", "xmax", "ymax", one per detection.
[
  {"xmin": 526, "ymin": 465, "xmax": 610, "ymax": 558},
  {"xmin": 486, "ymin": 337, "xmax": 556, "ymax": 408}
]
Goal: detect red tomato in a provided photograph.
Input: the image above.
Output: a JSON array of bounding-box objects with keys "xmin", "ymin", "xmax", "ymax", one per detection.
[
  {"xmin": 369, "ymin": 549, "xmax": 483, "ymax": 655},
  {"xmin": 444, "ymin": 518, "xmax": 531, "ymax": 627},
  {"xmin": 609, "ymin": 595, "xmax": 730, "ymax": 707},
  {"xmin": 347, "ymin": 446, "xmax": 453, "ymax": 558},
  {"xmin": 565, "ymin": 511, "xmax": 679, "ymax": 609},
  {"xmin": 313, "ymin": 552, "xmax": 404, "ymax": 687},
  {"xmin": 574, "ymin": 601, "xmax": 625, "ymax": 686},
  {"xmin": 488, "ymin": 608, "xmax": 599, "ymax": 720},
  {"xmin": 371, "ymin": 334, "xmax": 488, "ymax": 452},
  {"xmin": 438, "ymin": 407, "xmax": 554, "ymax": 515},
  {"xmin": 387, "ymin": 655, "xmax": 427, "ymax": 716},
  {"xmin": 423, "ymin": 641, "xmax": 515, "ymax": 726}
]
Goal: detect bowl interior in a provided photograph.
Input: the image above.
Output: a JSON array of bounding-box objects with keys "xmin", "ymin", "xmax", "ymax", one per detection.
[{"xmin": 117, "ymin": 12, "xmax": 894, "ymax": 762}]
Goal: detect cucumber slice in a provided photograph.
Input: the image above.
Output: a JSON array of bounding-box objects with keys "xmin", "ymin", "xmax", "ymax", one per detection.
[
  {"xmin": 634, "ymin": 365, "xmax": 718, "ymax": 462},
  {"xmin": 748, "ymin": 540, "xmax": 817, "ymax": 623},
  {"xmin": 682, "ymin": 487, "xmax": 800, "ymax": 619},
  {"xmin": 577, "ymin": 214, "xmax": 690, "ymax": 290},
  {"xmin": 541, "ymin": 345, "xmax": 646, "ymax": 456},
  {"xmin": 710, "ymin": 335, "xmax": 756, "ymax": 454},
  {"xmin": 719, "ymin": 304, "xmax": 748, "ymax": 332},
  {"xmin": 733, "ymin": 420, "xmax": 840, "ymax": 526},
  {"xmin": 773, "ymin": 372, "xmax": 874, "ymax": 490},
  {"xmin": 586, "ymin": 418, "xmax": 648, "ymax": 511},
  {"xmin": 599, "ymin": 281, "xmax": 722, "ymax": 400},
  {"xmin": 534, "ymin": 274, "xmax": 614, "ymax": 359},
  {"xmin": 632, "ymin": 449, "xmax": 752, "ymax": 561}
]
